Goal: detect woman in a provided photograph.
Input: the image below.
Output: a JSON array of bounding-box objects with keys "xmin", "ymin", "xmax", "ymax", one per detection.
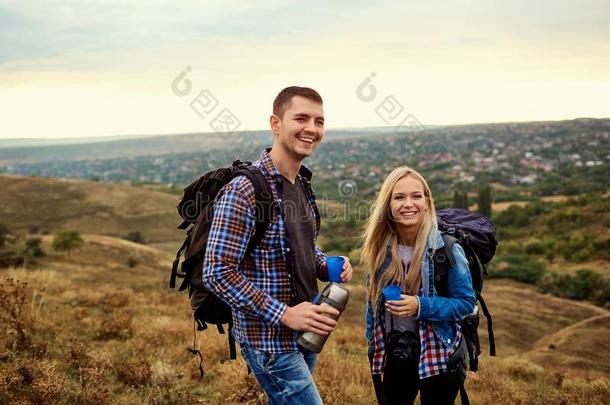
[{"xmin": 363, "ymin": 167, "xmax": 476, "ymax": 405}]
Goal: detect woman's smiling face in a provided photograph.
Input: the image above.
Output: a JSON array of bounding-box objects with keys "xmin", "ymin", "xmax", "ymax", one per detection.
[{"xmin": 389, "ymin": 175, "xmax": 428, "ymax": 235}]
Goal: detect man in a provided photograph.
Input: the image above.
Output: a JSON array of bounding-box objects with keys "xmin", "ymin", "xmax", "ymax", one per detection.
[{"xmin": 203, "ymin": 86, "xmax": 353, "ymax": 404}]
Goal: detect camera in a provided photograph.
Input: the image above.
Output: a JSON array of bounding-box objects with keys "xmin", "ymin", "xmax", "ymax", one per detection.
[{"xmin": 387, "ymin": 330, "xmax": 420, "ymax": 366}]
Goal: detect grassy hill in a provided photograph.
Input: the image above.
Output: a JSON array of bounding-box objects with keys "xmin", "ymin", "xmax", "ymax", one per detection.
[
  {"xmin": 1, "ymin": 241, "xmax": 608, "ymax": 404},
  {"xmin": 0, "ymin": 174, "xmax": 183, "ymax": 252},
  {"xmin": 1, "ymin": 175, "xmax": 609, "ymax": 404}
]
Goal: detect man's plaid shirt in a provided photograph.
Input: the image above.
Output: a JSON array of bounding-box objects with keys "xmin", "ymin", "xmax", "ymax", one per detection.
[{"xmin": 202, "ymin": 149, "xmax": 328, "ymax": 353}]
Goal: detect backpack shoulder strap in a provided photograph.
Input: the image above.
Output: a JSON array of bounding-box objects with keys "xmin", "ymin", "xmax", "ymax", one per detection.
[
  {"xmin": 433, "ymin": 233, "xmax": 457, "ymax": 297},
  {"xmin": 228, "ymin": 318, "xmax": 237, "ymax": 360},
  {"xmin": 460, "ymin": 386, "xmax": 470, "ymax": 405},
  {"xmin": 233, "ymin": 165, "xmax": 274, "ymax": 256},
  {"xmin": 438, "ymin": 234, "xmax": 497, "ymax": 357},
  {"xmin": 169, "ymin": 233, "xmax": 190, "ymax": 288},
  {"xmin": 477, "ymin": 292, "xmax": 496, "ymax": 356},
  {"xmin": 372, "ymin": 374, "xmax": 385, "ymax": 405},
  {"xmin": 440, "ymin": 233, "xmax": 457, "ymax": 267}
]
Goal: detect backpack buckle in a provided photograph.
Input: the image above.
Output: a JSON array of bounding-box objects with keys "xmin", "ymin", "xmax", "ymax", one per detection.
[
  {"xmin": 232, "ymin": 160, "xmax": 251, "ymax": 168},
  {"xmin": 446, "ymin": 227, "xmax": 456, "ymax": 235}
]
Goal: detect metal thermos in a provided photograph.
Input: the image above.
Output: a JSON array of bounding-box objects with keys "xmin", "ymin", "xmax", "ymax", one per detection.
[{"xmin": 297, "ymin": 282, "xmax": 350, "ymax": 353}]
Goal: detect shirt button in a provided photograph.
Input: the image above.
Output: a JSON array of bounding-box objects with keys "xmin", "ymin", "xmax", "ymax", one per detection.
[
  {"xmin": 286, "ymin": 247, "xmax": 291, "ymax": 252},
  {"xmin": 447, "ymin": 339, "xmax": 451, "ymax": 343}
]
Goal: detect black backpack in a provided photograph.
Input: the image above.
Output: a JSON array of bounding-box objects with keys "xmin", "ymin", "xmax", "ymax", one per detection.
[
  {"xmin": 168, "ymin": 160, "xmax": 274, "ymax": 377},
  {"xmin": 433, "ymin": 208, "xmax": 498, "ymax": 372}
]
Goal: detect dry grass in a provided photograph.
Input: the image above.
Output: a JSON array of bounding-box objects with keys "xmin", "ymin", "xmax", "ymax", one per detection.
[
  {"xmin": 491, "ymin": 195, "xmax": 573, "ymax": 212},
  {"xmin": 477, "ymin": 279, "xmax": 608, "ymax": 356},
  {"xmin": 0, "ymin": 174, "xmax": 183, "ymax": 244},
  {"xmin": 1, "ymin": 236, "xmax": 608, "ymax": 404},
  {"xmin": 468, "ymin": 355, "xmax": 609, "ymax": 404},
  {"xmin": 526, "ymin": 315, "xmax": 610, "ymax": 374},
  {"xmin": 1, "ymin": 176, "xmax": 608, "ymax": 403},
  {"xmin": 547, "ymin": 259, "xmax": 610, "ymax": 277}
]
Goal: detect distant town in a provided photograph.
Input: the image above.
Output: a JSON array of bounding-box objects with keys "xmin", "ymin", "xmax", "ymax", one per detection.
[{"xmin": 2, "ymin": 118, "xmax": 608, "ymax": 200}]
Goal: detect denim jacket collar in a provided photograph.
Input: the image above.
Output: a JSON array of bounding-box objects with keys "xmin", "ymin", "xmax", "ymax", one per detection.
[{"xmin": 428, "ymin": 227, "xmax": 444, "ymax": 252}]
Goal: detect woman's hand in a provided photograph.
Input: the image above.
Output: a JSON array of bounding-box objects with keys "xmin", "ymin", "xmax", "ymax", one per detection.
[{"xmin": 385, "ymin": 294, "xmax": 419, "ymax": 317}]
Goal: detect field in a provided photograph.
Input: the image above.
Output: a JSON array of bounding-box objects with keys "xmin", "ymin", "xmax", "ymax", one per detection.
[
  {"xmin": 0, "ymin": 174, "xmax": 183, "ymax": 252},
  {"xmin": 1, "ymin": 175, "xmax": 609, "ymax": 404}
]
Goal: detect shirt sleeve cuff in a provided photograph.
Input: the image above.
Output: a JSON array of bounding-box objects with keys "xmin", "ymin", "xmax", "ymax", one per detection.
[
  {"xmin": 315, "ymin": 247, "xmax": 329, "ymax": 281},
  {"xmin": 416, "ymin": 296, "xmax": 426, "ymax": 319},
  {"xmin": 260, "ymin": 296, "xmax": 289, "ymax": 326}
]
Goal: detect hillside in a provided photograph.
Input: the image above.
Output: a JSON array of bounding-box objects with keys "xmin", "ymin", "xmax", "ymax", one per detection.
[
  {"xmin": 1, "ymin": 173, "xmax": 609, "ymax": 404},
  {"xmin": 0, "ymin": 174, "xmax": 353, "ymax": 254},
  {"xmin": 0, "ymin": 174, "xmax": 183, "ymax": 252},
  {"xmin": 0, "ymin": 129, "xmax": 377, "ymax": 166},
  {"xmin": 1, "ymin": 236, "xmax": 608, "ymax": 404},
  {"xmin": 0, "ymin": 131, "xmax": 242, "ymax": 165}
]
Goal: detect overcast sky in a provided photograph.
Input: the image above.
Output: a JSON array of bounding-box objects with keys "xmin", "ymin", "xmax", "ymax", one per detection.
[{"xmin": 1, "ymin": 0, "xmax": 609, "ymax": 139}]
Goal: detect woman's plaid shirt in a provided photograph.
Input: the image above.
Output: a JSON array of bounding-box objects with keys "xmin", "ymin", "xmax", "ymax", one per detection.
[
  {"xmin": 202, "ymin": 149, "xmax": 327, "ymax": 353},
  {"xmin": 370, "ymin": 262, "xmax": 462, "ymax": 379},
  {"xmin": 369, "ymin": 233, "xmax": 467, "ymax": 379}
]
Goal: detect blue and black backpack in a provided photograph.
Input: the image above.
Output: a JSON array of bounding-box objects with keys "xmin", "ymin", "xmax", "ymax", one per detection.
[{"xmin": 434, "ymin": 208, "xmax": 498, "ymax": 372}]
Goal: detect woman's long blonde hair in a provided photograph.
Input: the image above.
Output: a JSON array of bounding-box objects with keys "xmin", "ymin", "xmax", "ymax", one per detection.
[{"xmin": 362, "ymin": 166, "xmax": 438, "ymax": 308}]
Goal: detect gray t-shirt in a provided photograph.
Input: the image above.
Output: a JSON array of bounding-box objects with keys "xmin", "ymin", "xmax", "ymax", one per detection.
[
  {"xmin": 282, "ymin": 176, "xmax": 317, "ymax": 304},
  {"xmin": 386, "ymin": 244, "xmax": 419, "ymax": 333}
]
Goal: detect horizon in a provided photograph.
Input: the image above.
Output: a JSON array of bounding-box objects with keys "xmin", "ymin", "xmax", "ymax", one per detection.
[
  {"xmin": 1, "ymin": 116, "xmax": 608, "ymax": 142},
  {"xmin": 1, "ymin": 1, "xmax": 609, "ymax": 139}
]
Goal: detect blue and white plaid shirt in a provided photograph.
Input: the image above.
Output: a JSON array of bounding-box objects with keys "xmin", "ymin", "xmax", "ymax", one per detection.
[{"xmin": 202, "ymin": 149, "xmax": 328, "ymax": 353}]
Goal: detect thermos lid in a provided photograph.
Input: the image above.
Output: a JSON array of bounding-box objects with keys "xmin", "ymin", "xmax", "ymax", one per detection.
[{"xmin": 319, "ymin": 282, "xmax": 349, "ymax": 311}]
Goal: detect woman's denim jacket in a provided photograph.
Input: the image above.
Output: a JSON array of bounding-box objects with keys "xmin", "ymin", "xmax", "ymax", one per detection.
[{"xmin": 365, "ymin": 229, "xmax": 476, "ymax": 348}]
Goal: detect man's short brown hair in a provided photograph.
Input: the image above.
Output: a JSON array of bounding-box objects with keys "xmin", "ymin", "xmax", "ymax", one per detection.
[{"xmin": 273, "ymin": 86, "xmax": 323, "ymax": 119}]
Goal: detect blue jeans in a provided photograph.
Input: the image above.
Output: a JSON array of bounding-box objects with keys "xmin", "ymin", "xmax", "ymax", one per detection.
[{"xmin": 240, "ymin": 344, "xmax": 322, "ymax": 405}]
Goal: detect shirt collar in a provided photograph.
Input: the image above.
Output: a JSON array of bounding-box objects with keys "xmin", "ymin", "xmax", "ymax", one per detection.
[
  {"xmin": 383, "ymin": 223, "xmax": 443, "ymax": 255},
  {"xmin": 257, "ymin": 148, "xmax": 313, "ymax": 182}
]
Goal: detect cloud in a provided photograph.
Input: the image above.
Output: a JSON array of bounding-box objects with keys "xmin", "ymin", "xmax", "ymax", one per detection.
[{"xmin": 0, "ymin": 0, "xmax": 608, "ymax": 138}]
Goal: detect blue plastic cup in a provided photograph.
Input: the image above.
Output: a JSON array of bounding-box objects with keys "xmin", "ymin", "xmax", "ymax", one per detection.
[
  {"xmin": 326, "ymin": 256, "xmax": 345, "ymax": 283},
  {"xmin": 383, "ymin": 285, "xmax": 401, "ymax": 301}
]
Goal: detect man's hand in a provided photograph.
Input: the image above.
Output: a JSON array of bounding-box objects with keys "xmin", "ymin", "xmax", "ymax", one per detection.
[
  {"xmin": 339, "ymin": 256, "xmax": 354, "ymax": 282},
  {"xmin": 280, "ymin": 302, "xmax": 339, "ymax": 335}
]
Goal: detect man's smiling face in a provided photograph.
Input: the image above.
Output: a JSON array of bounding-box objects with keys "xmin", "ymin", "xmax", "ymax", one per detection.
[{"xmin": 271, "ymin": 96, "xmax": 325, "ymax": 160}]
